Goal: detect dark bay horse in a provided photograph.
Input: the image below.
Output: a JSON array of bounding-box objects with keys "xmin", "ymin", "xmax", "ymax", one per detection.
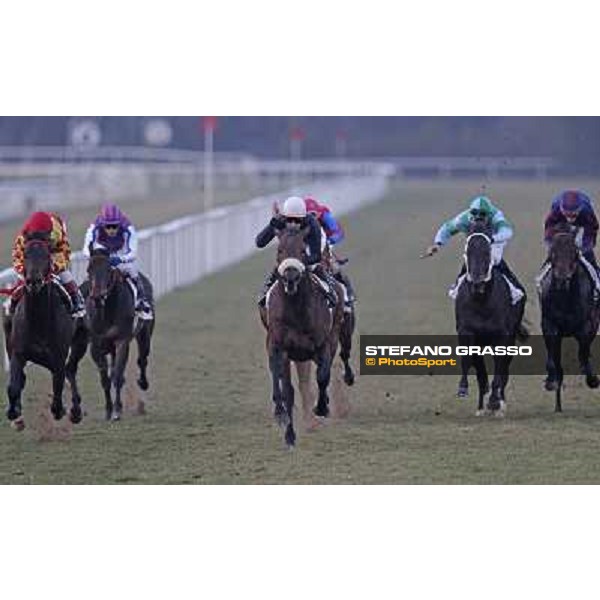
[
  {"xmin": 455, "ymin": 221, "xmax": 527, "ymax": 416},
  {"xmin": 262, "ymin": 225, "xmax": 343, "ymax": 447},
  {"xmin": 3, "ymin": 239, "xmax": 85, "ymax": 429},
  {"xmin": 81, "ymin": 248, "xmax": 154, "ymax": 421},
  {"xmin": 539, "ymin": 224, "xmax": 600, "ymax": 412}
]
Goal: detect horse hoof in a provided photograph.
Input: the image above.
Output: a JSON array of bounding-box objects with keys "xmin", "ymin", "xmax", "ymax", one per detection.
[
  {"xmin": 344, "ymin": 373, "xmax": 355, "ymax": 386},
  {"xmin": 6, "ymin": 407, "xmax": 20, "ymax": 421},
  {"xmin": 494, "ymin": 403, "xmax": 506, "ymax": 418},
  {"xmin": 11, "ymin": 416, "xmax": 25, "ymax": 431},
  {"xmin": 313, "ymin": 405, "xmax": 329, "ymax": 418},
  {"xmin": 69, "ymin": 408, "xmax": 83, "ymax": 424},
  {"xmin": 475, "ymin": 409, "xmax": 487, "ymax": 417},
  {"xmin": 586, "ymin": 375, "xmax": 600, "ymax": 389},
  {"xmin": 111, "ymin": 412, "xmax": 121, "ymax": 422},
  {"xmin": 137, "ymin": 378, "xmax": 149, "ymax": 391},
  {"xmin": 457, "ymin": 386, "xmax": 468, "ymax": 398},
  {"xmin": 545, "ymin": 379, "xmax": 557, "ymax": 391},
  {"xmin": 285, "ymin": 429, "xmax": 296, "ymax": 447},
  {"xmin": 51, "ymin": 406, "xmax": 66, "ymax": 421}
]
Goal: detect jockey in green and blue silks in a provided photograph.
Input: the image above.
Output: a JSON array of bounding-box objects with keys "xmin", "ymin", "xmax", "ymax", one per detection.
[{"xmin": 423, "ymin": 195, "xmax": 525, "ymax": 297}]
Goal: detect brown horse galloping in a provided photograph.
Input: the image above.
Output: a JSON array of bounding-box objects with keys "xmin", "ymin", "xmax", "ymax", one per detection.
[{"xmin": 261, "ymin": 225, "xmax": 343, "ymax": 447}]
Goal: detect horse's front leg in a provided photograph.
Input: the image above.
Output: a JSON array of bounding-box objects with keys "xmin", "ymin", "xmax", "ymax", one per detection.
[
  {"xmin": 136, "ymin": 323, "xmax": 152, "ymax": 392},
  {"xmin": 576, "ymin": 333, "xmax": 600, "ymax": 389},
  {"xmin": 314, "ymin": 348, "xmax": 332, "ymax": 418},
  {"xmin": 543, "ymin": 331, "xmax": 560, "ymax": 392},
  {"xmin": 282, "ymin": 357, "xmax": 296, "ymax": 447},
  {"xmin": 49, "ymin": 362, "xmax": 67, "ymax": 421},
  {"xmin": 65, "ymin": 325, "xmax": 88, "ymax": 424},
  {"xmin": 544, "ymin": 335, "xmax": 563, "ymax": 412},
  {"xmin": 487, "ymin": 356, "xmax": 507, "ymax": 417},
  {"xmin": 339, "ymin": 311, "xmax": 355, "ymax": 386},
  {"xmin": 458, "ymin": 355, "xmax": 471, "ymax": 397},
  {"xmin": 111, "ymin": 340, "xmax": 130, "ymax": 421},
  {"xmin": 472, "ymin": 355, "xmax": 489, "ymax": 416},
  {"xmin": 6, "ymin": 354, "xmax": 26, "ymax": 429},
  {"xmin": 269, "ymin": 346, "xmax": 286, "ymax": 426},
  {"xmin": 92, "ymin": 345, "xmax": 113, "ymax": 420}
]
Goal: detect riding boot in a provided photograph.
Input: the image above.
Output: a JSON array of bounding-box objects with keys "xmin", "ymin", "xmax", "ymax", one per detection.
[
  {"xmin": 64, "ymin": 280, "xmax": 86, "ymax": 318},
  {"xmin": 335, "ymin": 271, "xmax": 356, "ymax": 306},
  {"xmin": 313, "ymin": 264, "xmax": 338, "ymax": 308},
  {"xmin": 581, "ymin": 251, "xmax": 600, "ymax": 303},
  {"xmin": 257, "ymin": 269, "xmax": 277, "ymax": 307},
  {"xmin": 450, "ymin": 263, "xmax": 468, "ymax": 291},
  {"xmin": 496, "ymin": 260, "xmax": 527, "ymax": 299},
  {"xmin": 133, "ymin": 277, "xmax": 153, "ymax": 319}
]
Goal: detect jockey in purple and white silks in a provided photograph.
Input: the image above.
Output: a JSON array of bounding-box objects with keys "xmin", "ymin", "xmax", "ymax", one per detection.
[{"xmin": 83, "ymin": 203, "xmax": 152, "ymax": 319}]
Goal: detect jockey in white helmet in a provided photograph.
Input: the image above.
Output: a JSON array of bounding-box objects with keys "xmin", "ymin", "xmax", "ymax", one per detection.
[{"xmin": 255, "ymin": 196, "xmax": 338, "ymax": 307}]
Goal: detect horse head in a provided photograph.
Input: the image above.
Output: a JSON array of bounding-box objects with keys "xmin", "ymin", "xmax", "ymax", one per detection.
[
  {"xmin": 464, "ymin": 229, "xmax": 493, "ymax": 295},
  {"xmin": 549, "ymin": 224, "xmax": 578, "ymax": 287},
  {"xmin": 87, "ymin": 247, "xmax": 116, "ymax": 304},
  {"xmin": 276, "ymin": 225, "xmax": 309, "ymax": 296},
  {"xmin": 23, "ymin": 237, "xmax": 51, "ymax": 294}
]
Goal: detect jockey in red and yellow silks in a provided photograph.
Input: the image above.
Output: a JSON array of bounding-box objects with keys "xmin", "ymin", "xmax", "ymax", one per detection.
[{"xmin": 11, "ymin": 211, "xmax": 85, "ymax": 317}]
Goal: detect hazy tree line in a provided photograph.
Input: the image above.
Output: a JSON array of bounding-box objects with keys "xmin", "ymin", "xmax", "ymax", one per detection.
[{"xmin": 0, "ymin": 117, "xmax": 598, "ymax": 170}]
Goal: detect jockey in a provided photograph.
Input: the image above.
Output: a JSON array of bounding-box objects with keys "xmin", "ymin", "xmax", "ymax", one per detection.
[
  {"xmin": 82, "ymin": 203, "xmax": 152, "ymax": 319},
  {"xmin": 541, "ymin": 189, "xmax": 600, "ymax": 296},
  {"xmin": 256, "ymin": 195, "xmax": 338, "ymax": 308},
  {"xmin": 12, "ymin": 211, "xmax": 85, "ymax": 317},
  {"xmin": 423, "ymin": 195, "xmax": 525, "ymax": 298},
  {"xmin": 304, "ymin": 196, "xmax": 355, "ymax": 306}
]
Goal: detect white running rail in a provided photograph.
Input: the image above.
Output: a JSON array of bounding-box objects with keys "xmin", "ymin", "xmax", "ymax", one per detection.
[{"xmin": 0, "ymin": 172, "xmax": 392, "ymax": 370}]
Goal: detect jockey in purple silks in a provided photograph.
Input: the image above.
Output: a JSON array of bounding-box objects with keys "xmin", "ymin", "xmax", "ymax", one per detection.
[
  {"xmin": 83, "ymin": 203, "xmax": 153, "ymax": 319},
  {"xmin": 538, "ymin": 190, "xmax": 600, "ymax": 299}
]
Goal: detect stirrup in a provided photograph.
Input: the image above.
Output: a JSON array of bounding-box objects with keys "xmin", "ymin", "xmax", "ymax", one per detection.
[{"xmin": 136, "ymin": 302, "xmax": 153, "ymax": 320}]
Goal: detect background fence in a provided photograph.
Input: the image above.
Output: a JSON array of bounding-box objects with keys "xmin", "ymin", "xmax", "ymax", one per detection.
[
  {"xmin": 0, "ymin": 169, "xmax": 392, "ymax": 369},
  {"xmin": 0, "ymin": 147, "xmax": 394, "ymax": 222}
]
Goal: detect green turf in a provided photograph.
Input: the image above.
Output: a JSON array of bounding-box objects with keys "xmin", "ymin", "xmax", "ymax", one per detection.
[{"xmin": 3, "ymin": 178, "xmax": 600, "ymax": 484}]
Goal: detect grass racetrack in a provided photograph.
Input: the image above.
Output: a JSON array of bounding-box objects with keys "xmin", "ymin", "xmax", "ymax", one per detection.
[{"xmin": 3, "ymin": 178, "xmax": 600, "ymax": 483}]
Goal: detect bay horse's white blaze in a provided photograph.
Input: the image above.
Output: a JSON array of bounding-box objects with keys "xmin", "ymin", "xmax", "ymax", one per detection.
[{"xmin": 277, "ymin": 258, "xmax": 305, "ymax": 276}]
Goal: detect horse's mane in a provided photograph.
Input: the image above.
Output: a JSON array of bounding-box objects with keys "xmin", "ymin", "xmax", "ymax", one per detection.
[{"xmin": 552, "ymin": 221, "xmax": 574, "ymax": 237}]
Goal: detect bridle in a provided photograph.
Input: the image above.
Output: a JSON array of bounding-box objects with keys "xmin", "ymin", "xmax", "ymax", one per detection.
[
  {"xmin": 464, "ymin": 232, "xmax": 493, "ymax": 283},
  {"xmin": 23, "ymin": 239, "xmax": 52, "ymax": 293},
  {"xmin": 89, "ymin": 255, "xmax": 121, "ymax": 305}
]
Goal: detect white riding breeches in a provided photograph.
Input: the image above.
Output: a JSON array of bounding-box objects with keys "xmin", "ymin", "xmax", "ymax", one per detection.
[
  {"xmin": 117, "ymin": 261, "xmax": 138, "ymax": 279},
  {"xmin": 57, "ymin": 270, "xmax": 75, "ymax": 285},
  {"xmin": 491, "ymin": 241, "xmax": 505, "ymax": 265}
]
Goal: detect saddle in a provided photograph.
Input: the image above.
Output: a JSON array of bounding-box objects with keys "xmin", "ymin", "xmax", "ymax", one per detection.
[{"xmin": 449, "ymin": 268, "xmax": 524, "ymax": 305}]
